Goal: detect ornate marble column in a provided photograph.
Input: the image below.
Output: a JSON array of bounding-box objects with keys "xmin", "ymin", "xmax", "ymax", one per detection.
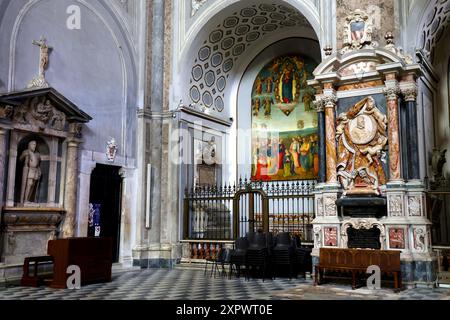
[
  {"xmin": 384, "ymin": 80, "xmax": 402, "ymax": 181},
  {"xmin": 0, "ymin": 127, "xmax": 8, "ymax": 207},
  {"xmin": 314, "ymin": 97, "xmax": 326, "ymax": 183},
  {"xmin": 62, "ymin": 135, "xmax": 81, "ymax": 238},
  {"xmin": 400, "ymin": 82, "xmax": 420, "ymax": 180},
  {"xmin": 323, "ymin": 91, "xmax": 338, "ymax": 184}
]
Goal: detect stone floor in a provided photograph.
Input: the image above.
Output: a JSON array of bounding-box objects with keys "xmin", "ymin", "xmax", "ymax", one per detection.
[{"xmin": 0, "ymin": 267, "xmax": 449, "ymax": 300}]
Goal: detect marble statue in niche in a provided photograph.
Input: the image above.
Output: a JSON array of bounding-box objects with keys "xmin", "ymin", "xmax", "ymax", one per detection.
[
  {"xmin": 336, "ymin": 96, "xmax": 387, "ymax": 195},
  {"xmin": 19, "ymin": 141, "xmax": 42, "ymax": 204}
]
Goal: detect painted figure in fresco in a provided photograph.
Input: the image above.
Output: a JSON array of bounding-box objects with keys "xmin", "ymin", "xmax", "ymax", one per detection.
[
  {"xmin": 267, "ymin": 138, "xmax": 279, "ymax": 176},
  {"xmin": 300, "ymin": 137, "xmax": 312, "ymax": 172},
  {"xmin": 278, "ymin": 141, "xmax": 286, "ymax": 170},
  {"xmin": 255, "ymin": 77, "xmax": 263, "ymax": 95},
  {"xmin": 266, "ymin": 76, "xmax": 274, "ymax": 93},
  {"xmin": 281, "ymin": 64, "xmax": 294, "ymax": 103},
  {"xmin": 266, "ymin": 139, "xmax": 273, "ymax": 158},
  {"xmin": 302, "ymin": 91, "xmax": 314, "ymax": 112},
  {"xmin": 289, "ymin": 138, "xmax": 300, "ymax": 168},
  {"xmin": 20, "ymin": 140, "xmax": 42, "ymax": 203},
  {"xmin": 264, "ymin": 97, "xmax": 272, "ymax": 117},
  {"xmin": 253, "ymin": 98, "xmax": 261, "ymax": 117},
  {"xmin": 254, "ymin": 154, "xmax": 270, "ymax": 181},
  {"xmin": 300, "ymin": 70, "xmax": 309, "ymax": 88},
  {"xmin": 311, "ymin": 136, "xmax": 320, "ymax": 176},
  {"xmin": 283, "ymin": 150, "xmax": 296, "ymax": 178}
]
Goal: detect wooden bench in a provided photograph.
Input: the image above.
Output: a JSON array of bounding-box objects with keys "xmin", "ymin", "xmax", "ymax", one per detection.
[
  {"xmin": 315, "ymin": 248, "xmax": 402, "ymax": 290},
  {"xmin": 21, "ymin": 237, "xmax": 113, "ymax": 289},
  {"xmin": 21, "ymin": 256, "xmax": 54, "ymax": 287}
]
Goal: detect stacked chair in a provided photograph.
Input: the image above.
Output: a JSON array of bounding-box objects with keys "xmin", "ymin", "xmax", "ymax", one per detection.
[
  {"xmin": 229, "ymin": 237, "xmax": 249, "ymax": 279},
  {"xmin": 272, "ymin": 232, "xmax": 296, "ymax": 279},
  {"xmin": 245, "ymin": 232, "xmax": 273, "ymax": 281},
  {"xmin": 227, "ymin": 231, "xmax": 313, "ymax": 281}
]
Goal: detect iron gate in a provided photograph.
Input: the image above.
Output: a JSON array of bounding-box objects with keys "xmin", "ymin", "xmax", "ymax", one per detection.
[{"xmin": 183, "ymin": 179, "xmax": 316, "ymax": 242}]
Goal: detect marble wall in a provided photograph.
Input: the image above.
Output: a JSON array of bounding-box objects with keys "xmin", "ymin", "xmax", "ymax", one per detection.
[{"xmin": 336, "ymin": 0, "xmax": 395, "ymax": 50}]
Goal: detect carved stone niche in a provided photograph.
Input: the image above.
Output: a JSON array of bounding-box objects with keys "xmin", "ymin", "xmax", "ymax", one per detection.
[{"xmin": 0, "ymin": 87, "xmax": 91, "ymax": 264}]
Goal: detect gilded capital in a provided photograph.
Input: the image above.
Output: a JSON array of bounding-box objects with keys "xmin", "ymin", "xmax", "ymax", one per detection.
[
  {"xmin": 323, "ymin": 94, "xmax": 338, "ymax": 109},
  {"xmin": 383, "ymin": 86, "xmax": 400, "ymax": 102},
  {"xmin": 400, "ymin": 83, "xmax": 418, "ymax": 102},
  {"xmin": 314, "ymin": 97, "xmax": 325, "ymax": 112}
]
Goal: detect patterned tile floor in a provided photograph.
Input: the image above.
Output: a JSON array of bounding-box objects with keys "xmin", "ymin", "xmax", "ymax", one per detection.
[{"xmin": 0, "ymin": 267, "xmax": 449, "ymax": 300}]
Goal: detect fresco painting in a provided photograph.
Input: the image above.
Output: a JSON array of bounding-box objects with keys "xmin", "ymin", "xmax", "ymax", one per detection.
[{"xmin": 251, "ymin": 55, "xmax": 319, "ymax": 181}]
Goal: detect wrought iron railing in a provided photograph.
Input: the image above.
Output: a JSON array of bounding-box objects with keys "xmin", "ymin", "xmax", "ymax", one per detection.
[{"xmin": 183, "ymin": 179, "xmax": 316, "ymax": 242}]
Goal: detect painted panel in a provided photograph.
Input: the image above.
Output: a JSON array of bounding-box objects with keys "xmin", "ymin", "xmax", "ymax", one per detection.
[
  {"xmin": 324, "ymin": 227, "xmax": 338, "ymax": 247},
  {"xmin": 389, "ymin": 227, "xmax": 406, "ymax": 249},
  {"xmin": 251, "ymin": 55, "xmax": 318, "ymax": 181}
]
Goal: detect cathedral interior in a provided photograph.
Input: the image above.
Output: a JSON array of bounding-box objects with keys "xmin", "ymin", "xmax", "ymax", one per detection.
[{"xmin": 0, "ymin": 0, "xmax": 450, "ymax": 302}]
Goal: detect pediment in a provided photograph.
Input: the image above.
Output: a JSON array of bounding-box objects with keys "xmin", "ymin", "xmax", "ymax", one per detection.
[
  {"xmin": 314, "ymin": 48, "xmax": 412, "ymax": 76},
  {"xmin": 0, "ymin": 87, "xmax": 91, "ymax": 124}
]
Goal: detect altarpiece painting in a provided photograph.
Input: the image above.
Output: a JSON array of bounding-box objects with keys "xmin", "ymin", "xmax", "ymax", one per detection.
[{"xmin": 251, "ymin": 55, "xmax": 319, "ymax": 181}]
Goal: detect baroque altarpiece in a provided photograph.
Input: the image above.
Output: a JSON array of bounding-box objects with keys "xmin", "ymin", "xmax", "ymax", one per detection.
[{"xmin": 310, "ymin": 10, "xmax": 432, "ymax": 284}]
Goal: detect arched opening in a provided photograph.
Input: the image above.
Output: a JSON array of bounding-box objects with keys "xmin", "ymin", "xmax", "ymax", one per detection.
[
  {"xmin": 180, "ymin": 1, "xmax": 321, "ymax": 247},
  {"xmin": 237, "ymin": 38, "xmax": 321, "ymax": 181}
]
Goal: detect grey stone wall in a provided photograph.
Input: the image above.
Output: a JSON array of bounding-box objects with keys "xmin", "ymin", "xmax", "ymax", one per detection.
[{"xmin": 0, "ymin": 0, "xmax": 138, "ymax": 158}]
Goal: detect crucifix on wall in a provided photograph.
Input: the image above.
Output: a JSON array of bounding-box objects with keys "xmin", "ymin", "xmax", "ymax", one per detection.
[{"xmin": 27, "ymin": 36, "xmax": 52, "ymax": 89}]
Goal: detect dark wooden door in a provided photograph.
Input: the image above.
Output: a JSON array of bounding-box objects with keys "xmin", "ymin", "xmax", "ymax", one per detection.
[{"xmin": 89, "ymin": 164, "xmax": 122, "ymax": 262}]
